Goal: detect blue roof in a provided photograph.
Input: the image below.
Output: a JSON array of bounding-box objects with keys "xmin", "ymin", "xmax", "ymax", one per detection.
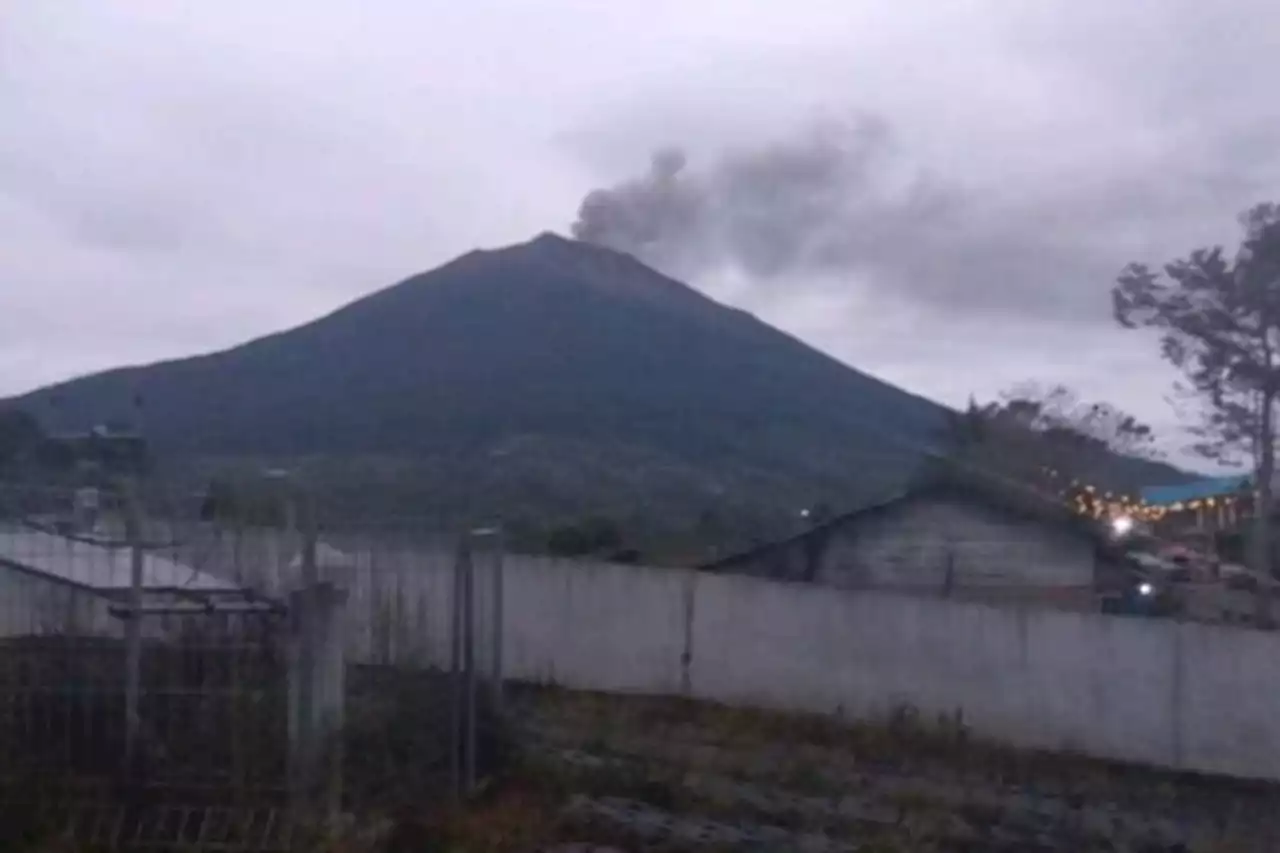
[{"xmin": 1140, "ymin": 475, "xmax": 1252, "ymax": 506}]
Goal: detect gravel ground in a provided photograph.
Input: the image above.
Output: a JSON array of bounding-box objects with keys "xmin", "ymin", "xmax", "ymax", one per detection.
[{"xmin": 505, "ymin": 687, "xmax": 1280, "ymax": 852}]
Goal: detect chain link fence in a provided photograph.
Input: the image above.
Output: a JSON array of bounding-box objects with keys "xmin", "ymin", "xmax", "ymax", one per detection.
[
  {"xmin": 0, "ymin": 479, "xmax": 509, "ymax": 849},
  {"xmin": 332, "ymin": 521, "xmax": 510, "ymax": 813}
]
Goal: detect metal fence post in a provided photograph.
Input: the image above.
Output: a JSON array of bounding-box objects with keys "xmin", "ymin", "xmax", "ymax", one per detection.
[
  {"xmin": 469, "ymin": 527, "xmax": 505, "ymax": 713},
  {"xmin": 462, "ymin": 536, "xmax": 477, "ymax": 795},
  {"xmin": 298, "ymin": 490, "xmax": 317, "ymax": 588},
  {"xmin": 123, "ymin": 484, "xmax": 145, "ymax": 772},
  {"xmin": 287, "ymin": 588, "xmax": 315, "ymax": 812},
  {"xmin": 319, "ymin": 582, "xmax": 347, "ymax": 824},
  {"xmin": 449, "ymin": 535, "xmax": 465, "ymax": 801},
  {"xmin": 448, "ymin": 533, "xmax": 480, "ymax": 799},
  {"xmin": 490, "ymin": 529, "xmax": 505, "ymax": 714}
]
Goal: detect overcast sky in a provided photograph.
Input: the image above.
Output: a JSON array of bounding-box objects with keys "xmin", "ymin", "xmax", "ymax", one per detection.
[{"xmin": 3, "ymin": 2, "xmax": 1278, "ymax": 467}]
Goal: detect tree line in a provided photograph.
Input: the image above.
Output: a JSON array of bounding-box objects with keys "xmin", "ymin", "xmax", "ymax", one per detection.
[
  {"xmin": 3, "ymin": 203, "xmax": 1277, "ymax": 572},
  {"xmin": 0, "ymin": 410, "xmax": 147, "ymax": 482},
  {"xmin": 955, "ymin": 202, "xmax": 1280, "ymax": 594}
]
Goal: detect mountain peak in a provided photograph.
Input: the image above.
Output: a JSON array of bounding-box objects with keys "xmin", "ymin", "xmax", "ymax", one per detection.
[
  {"xmin": 7, "ymin": 234, "xmax": 956, "ymax": 534},
  {"xmin": 527, "ymin": 230, "xmax": 574, "ymax": 248},
  {"xmin": 481, "ymin": 230, "xmax": 720, "ymax": 316},
  {"xmin": 516, "ymin": 229, "xmax": 616, "ymax": 264},
  {"xmin": 514, "ymin": 230, "xmax": 594, "ymax": 267}
]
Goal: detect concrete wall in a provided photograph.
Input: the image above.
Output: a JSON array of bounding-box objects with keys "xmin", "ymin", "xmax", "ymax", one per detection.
[
  {"xmin": 690, "ymin": 574, "xmax": 1175, "ymax": 767},
  {"xmin": 199, "ymin": 532, "xmax": 1280, "ymax": 781},
  {"xmin": 515, "ymin": 562, "xmax": 1280, "ymax": 781}
]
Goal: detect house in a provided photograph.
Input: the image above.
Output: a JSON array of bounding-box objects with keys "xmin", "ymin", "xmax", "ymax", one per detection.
[
  {"xmin": 703, "ymin": 465, "xmax": 1135, "ymax": 612},
  {"xmin": 0, "ymin": 524, "xmax": 287, "ymax": 796}
]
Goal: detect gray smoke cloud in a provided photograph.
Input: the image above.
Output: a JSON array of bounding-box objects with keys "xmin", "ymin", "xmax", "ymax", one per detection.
[
  {"xmin": 569, "ymin": 111, "xmax": 1270, "ymax": 322},
  {"xmin": 571, "ymin": 115, "xmax": 958, "ymax": 283}
]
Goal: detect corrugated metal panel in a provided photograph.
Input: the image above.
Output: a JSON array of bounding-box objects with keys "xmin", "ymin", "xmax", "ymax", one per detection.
[
  {"xmin": 0, "ymin": 564, "xmax": 119, "ymax": 638},
  {"xmin": 1140, "ymin": 475, "xmax": 1251, "ymax": 507},
  {"xmin": 0, "ymin": 527, "xmax": 240, "ymax": 593}
]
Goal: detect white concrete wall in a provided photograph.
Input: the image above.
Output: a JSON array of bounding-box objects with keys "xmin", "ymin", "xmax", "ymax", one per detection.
[
  {"xmin": 503, "ymin": 562, "xmax": 1280, "ymax": 780},
  {"xmin": 501, "ymin": 555, "xmax": 691, "ymax": 694},
  {"xmin": 689, "ymin": 573, "xmax": 1181, "ymax": 767},
  {"xmin": 199, "ymin": 534, "xmax": 1280, "ymax": 780}
]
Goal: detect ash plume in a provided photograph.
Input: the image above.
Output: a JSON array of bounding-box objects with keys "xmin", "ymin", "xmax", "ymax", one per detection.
[
  {"xmin": 570, "ymin": 115, "xmax": 958, "ymax": 284},
  {"xmin": 567, "ymin": 114, "xmax": 1156, "ymax": 321}
]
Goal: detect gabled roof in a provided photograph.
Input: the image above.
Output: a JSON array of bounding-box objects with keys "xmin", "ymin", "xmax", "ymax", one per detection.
[{"xmin": 702, "ymin": 461, "xmax": 1113, "ymax": 573}]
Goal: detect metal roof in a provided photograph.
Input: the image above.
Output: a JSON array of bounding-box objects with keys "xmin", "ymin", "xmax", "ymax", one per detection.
[
  {"xmin": 703, "ymin": 463, "xmax": 1116, "ymax": 574},
  {"xmin": 1139, "ymin": 475, "xmax": 1251, "ymax": 507},
  {"xmin": 0, "ymin": 527, "xmax": 242, "ymax": 594},
  {"xmin": 288, "ymin": 541, "xmax": 357, "ymax": 571}
]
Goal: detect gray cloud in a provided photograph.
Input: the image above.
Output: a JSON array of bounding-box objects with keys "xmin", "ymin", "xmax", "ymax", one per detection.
[
  {"xmin": 571, "ymin": 106, "xmax": 1280, "ymax": 324},
  {"xmin": 2, "ymin": 0, "xmax": 1279, "ymax": 467},
  {"xmin": 563, "ymin": 0, "xmax": 1280, "ymax": 331},
  {"xmin": 572, "ymin": 115, "xmax": 952, "ymax": 285}
]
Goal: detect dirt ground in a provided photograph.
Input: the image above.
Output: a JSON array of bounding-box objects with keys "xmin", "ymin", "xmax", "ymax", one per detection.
[{"xmin": 413, "ymin": 686, "xmax": 1280, "ymax": 852}]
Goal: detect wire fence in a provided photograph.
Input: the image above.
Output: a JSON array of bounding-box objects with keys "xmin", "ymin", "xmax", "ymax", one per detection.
[{"xmin": 0, "ymin": 479, "xmax": 509, "ymax": 850}]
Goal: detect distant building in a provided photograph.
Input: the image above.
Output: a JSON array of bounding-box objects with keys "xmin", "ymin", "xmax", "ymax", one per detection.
[
  {"xmin": 703, "ymin": 466, "xmax": 1136, "ymax": 613},
  {"xmin": 1138, "ymin": 474, "xmax": 1252, "ymax": 536},
  {"xmin": 41, "ymin": 424, "xmax": 148, "ymax": 480}
]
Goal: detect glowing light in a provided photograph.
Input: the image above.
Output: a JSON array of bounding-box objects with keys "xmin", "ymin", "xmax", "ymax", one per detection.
[{"xmin": 1111, "ymin": 515, "xmax": 1135, "ymax": 536}]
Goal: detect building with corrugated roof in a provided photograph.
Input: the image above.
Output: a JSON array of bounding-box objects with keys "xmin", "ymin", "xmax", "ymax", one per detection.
[
  {"xmin": 0, "ymin": 524, "xmax": 267, "ymax": 638},
  {"xmin": 1139, "ymin": 474, "xmax": 1252, "ymax": 537}
]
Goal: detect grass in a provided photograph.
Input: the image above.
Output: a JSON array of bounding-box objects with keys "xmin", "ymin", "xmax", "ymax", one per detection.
[
  {"xmin": 13, "ymin": 683, "xmax": 1280, "ymax": 851},
  {"xmin": 509, "ymin": 684, "xmax": 1280, "ymax": 852}
]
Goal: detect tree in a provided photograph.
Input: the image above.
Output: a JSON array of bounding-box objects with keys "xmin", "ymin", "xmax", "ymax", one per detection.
[
  {"xmin": 946, "ymin": 383, "xmax": 1163, "ymax": 506},
  {"xmin": 0, "ymin": 409, "xmax": 44, "ymax": 471},
  {"xmin": 199, "ymin": 478, "xmax": 288, "ymax": 528},
  {"xmin": 979, "ymin": 382, "xmax": 1162, "ymax": 462},
  {"xmin": 545, "ymin": 515, "xmax": 623, "ymax": 558},
  {"xmin": 1113, "ymin": 202, "xmax": 1280, "ymax": 594}
]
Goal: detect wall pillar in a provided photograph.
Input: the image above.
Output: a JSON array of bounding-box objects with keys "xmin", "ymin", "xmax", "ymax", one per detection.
[{"xmin": 288, "ymin": 581, "xmax": 347, "ymax": 820}]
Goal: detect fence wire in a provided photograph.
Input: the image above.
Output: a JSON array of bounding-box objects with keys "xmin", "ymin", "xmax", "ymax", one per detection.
[{"xmin": 0, "ymin": 479, "xmax": 509, "ymax": 849}]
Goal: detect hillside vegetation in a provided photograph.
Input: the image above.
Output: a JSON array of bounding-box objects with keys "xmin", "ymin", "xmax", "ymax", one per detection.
[{"xmin": 6, "ymin": 233, "xmax": 1188, "ymax": 553}]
